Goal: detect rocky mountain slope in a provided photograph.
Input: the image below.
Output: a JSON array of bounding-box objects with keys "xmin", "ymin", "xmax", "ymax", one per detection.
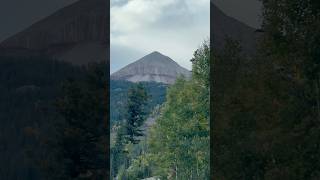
[
  {"xmin": 212, "ymin": 3, "xmax": 258, "ymax": 54},
  {"xmin": 0, "ymin": 0, "xmax": 108, "ymax": 65},
  {"xmin": 111, "ymin": 51, "xmax": 191, "ymax": 84}
]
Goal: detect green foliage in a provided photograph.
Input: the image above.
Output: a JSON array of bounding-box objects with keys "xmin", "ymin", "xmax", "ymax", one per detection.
[
  {"xmin": 110, "ymin": 80, "xmax": 167, "ymax": 126},
  {"xmin": 111, "ymin": 42, "xmax": 210, "ymax": 179},
  {"xmin": 192, "ymin": 39, "xmax": 210, "ymax": 88},
  {"xmin": 124, "ymin": 83, "xmax": 149, "ymax": 144},
  {"xmin": 111, "ymin": 84, "xmax": 151, "ymax": 179},
  {"xmin": 212, "ymin": 39, "xmax": 270, "ymax": 179},
  {"xmin": 212, "ymin": 1, "xmax": 320, "ymax": 179},
  {"xmin": 261, "ymin": 1, "xmax": 320, "ymax": 178},
  {"xmin": 147, "ymin": 41, "xmax": 210, "ymax": 179},
  {"xmin": 111, "ymin": 125, "xmax": 128, "ymax": 178},
  {"xmin": 51, "ymin": 63, "xmax": 108, "ymax": 179},
  {"xmin": 0, "ymin": 56, "xmax": 84, "ymax": 179}
]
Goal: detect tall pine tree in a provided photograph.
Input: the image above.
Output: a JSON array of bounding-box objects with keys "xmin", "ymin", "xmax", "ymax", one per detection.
[{"xmin": 124, "ymin": 83, "xmax": 149, "ymax": 144}]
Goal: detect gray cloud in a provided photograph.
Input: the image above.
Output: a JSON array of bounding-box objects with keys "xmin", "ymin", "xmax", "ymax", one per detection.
[{"xmin": 111, "ymin": 0, "xmax": 129, "ymax": 6}]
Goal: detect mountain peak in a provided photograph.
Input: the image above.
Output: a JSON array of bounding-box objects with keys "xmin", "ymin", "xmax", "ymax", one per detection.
[
  {"xmin": 148, "ymin": 51, "xmax": 167, "ymax": 57},
  {"xmin": 150, "ymin": 51, "xmax": 161, "ymax": 55},
  {"xmin": 111, "ymin": 52, "xmax": 191, "ymax": 84},
  {"xmin": 135, "ymin": 51, "xmax": 178, "ymax": 66},
  {"xmin": 142, "ymin": 51, "xmax": 167, "ymax": 60},
  {"xmin": 0, "ymin": 0, "xmax": 108, "ymax": 65}
]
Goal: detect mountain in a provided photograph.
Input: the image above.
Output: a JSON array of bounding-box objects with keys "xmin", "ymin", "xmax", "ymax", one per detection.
[
  {"xmin": 0, "ymin": 0, "xmax": 108, "ymax": 65},
  {"xmin": 111, "ymin": 51, "xmax": 191, "ymax": 84},
  {"xmin": 212, "ymin": 3, "xmax": 259, "ymax": 54}
]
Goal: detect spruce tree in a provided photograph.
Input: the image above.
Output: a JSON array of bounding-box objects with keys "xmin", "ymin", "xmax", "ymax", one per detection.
[
  {"xmin": 51, "ymin": 63, "xmax": 108, "ymax": 179},
  {"xmin": 124, "ymin": 83, "xmax": 149, "ymax": 144}
]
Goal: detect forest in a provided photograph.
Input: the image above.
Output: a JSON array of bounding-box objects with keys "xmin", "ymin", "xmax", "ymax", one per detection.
[
  {"xmin": 0, "ymin": 56, "xmax": 108, "ymax": 179},
  {"xmin": 110, "ymin": 80, "xmax": 167, "ymax": 126},
  {"xmin": 110, "ymin": 41, "xmax": 210, "ymax": 179},
  {"xmin": 213, "ymin": 0, "xmax": 320, "ymax": 179}
]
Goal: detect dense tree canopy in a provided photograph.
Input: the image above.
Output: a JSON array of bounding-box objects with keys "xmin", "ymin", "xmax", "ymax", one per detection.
[
  {"xmin": 47, "ymin": 63, "xmax": 108, "ymax": 179},
  {"xmin": 147, "ymin": 41, "xmax": 210, "ymax": 179},
  {"xmin": 212, "ymin": 1, "xmax": 320, "ymax": 179}
]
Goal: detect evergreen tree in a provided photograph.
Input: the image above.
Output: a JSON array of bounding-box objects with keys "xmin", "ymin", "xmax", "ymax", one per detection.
[
  {"xmin": 51, "ymin": 63, "xmax": 108, "ymax": 179},
  {"xmin": 260, "ymin": 1, "xmax": 320, "ymax": 178},
  {"xmin": 110, "ymin": 83, "xmax": 149, "ymax": 179},
  {"xmin": 124, "ymin": 83, "xmax": 149, "ymax": 144},
  {"xmin": 110, "ymin": 125, "xmax": 127, "ymax": 178},
  {"xmin": 212, "ymin": 1, "xmax": 320, "ymax": 179}
]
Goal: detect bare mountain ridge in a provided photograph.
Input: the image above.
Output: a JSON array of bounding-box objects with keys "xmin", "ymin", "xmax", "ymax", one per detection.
[
  {"xmin": 212, "ymin": 3, "xmax": 258, "ymax": 54},
  {"xmin": 0, "ymin": 0, "xmax": 108, "ymax": 65},
  {"xmin": 111, "ymin": 51, "xmax": 191, "ymax": 84}
]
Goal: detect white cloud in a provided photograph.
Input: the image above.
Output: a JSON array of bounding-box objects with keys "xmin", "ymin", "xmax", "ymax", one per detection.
[{"xmin": 111, "ymin": 0, "xmax": 209, "ymax": 72}]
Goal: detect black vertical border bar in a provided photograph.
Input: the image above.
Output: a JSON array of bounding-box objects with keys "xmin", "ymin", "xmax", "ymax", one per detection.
[
  {"xmin": 210, "ymin": 1, "xmax": 214, "ymax": 179},
  {"xmin": 106, "ymin": 0, "xmax": 111, "ymax": 178}
]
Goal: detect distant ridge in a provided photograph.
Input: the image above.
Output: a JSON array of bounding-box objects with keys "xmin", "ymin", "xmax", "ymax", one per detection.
[
  {"xmin": 111, "ymin": 51, "xmax": 191, "ymax": 84},
  {"xmin": 0, "ymin": 0, "xmax": 108, "ymax": 65},
  {"xmin": 212, "ymin": 3, "xmax": 258, "ymax": 54}
]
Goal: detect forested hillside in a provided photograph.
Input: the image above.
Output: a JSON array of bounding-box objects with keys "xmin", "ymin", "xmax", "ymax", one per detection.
[
  {"xmin": 0, "ymin": 57, "xmax": 109, "ymax": 179},
  {"xmin": 110, "ymin": 80, "xmax": 167, "ymax": 126},
  {"xmin": 111, "ymin": 41, "xmax": 210, "ymax": 179},
  {"xmin": 212, "ymin": 0, "xmax": 320, "ymax": 179},
  {"xmin": 0, "ymin": 56, "xmax": 84, "ymax": 179}
]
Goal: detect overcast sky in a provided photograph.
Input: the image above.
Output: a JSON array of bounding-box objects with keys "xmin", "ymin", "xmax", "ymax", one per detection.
[{"xmin": 110, "ymin": 0, "xmax": 210, "ymax": 73}]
